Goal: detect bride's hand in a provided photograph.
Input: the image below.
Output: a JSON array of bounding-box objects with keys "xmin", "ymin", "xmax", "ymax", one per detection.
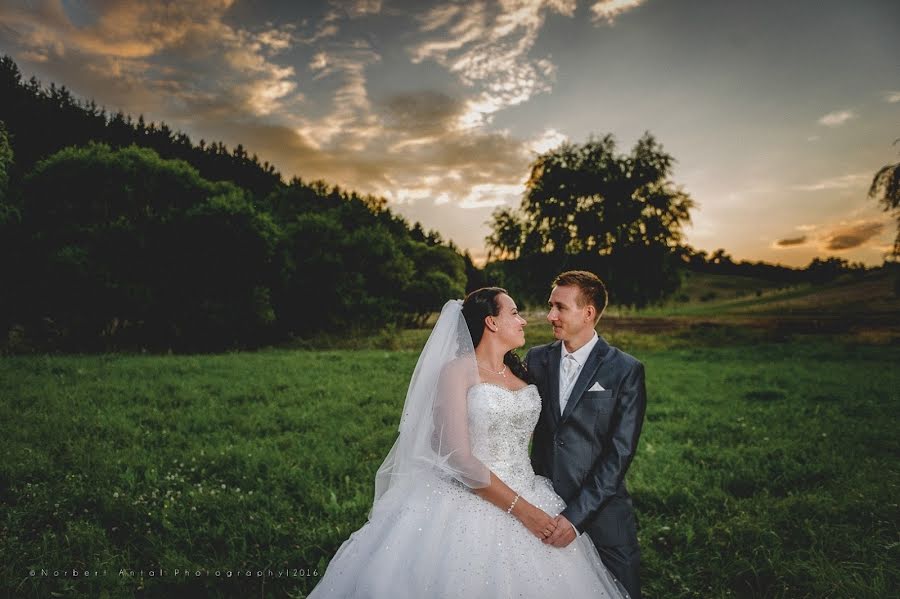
[{"xmin": 516, "ymin": 503, "xmax": 557, "ymax": 540}]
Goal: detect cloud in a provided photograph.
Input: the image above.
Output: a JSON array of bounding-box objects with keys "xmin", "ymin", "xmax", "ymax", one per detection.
[
  {"xmin": 0, "ymin": 0, "xmax": 301, "ymax": 119},
  {"xmin": 457, "ymin": 182, "xmax": 523, "ymax": 209},
  {"xmin": 408, "ymin": 0, "xmax": 576, "ymax": 128},
  {"xmin": 791, "ymin": 172, "xmax": 870, "ymax": 192},
  {"xmin": 885, "ymin": 91, "xmax": 900, "ymax": 104},
  {"xmin": 774, "ymin": 236, "xmax": 807, "ymax": 247},
  {"xmin": 822, "ymin": 221, "xmax": 885, "ymax": 250},
  {"xmin": 0, "ymin": 0, "xmax": 239, "ymax": 59},
  {"xmin": 299, "ymin": 41, "xmax": 383, "ymax": 151},
  {"xmin": 528, "ymin": 128, "xmax": 568, "ymax": 154},
  {"xmin": 817, "ymin": 109, "xmax": 856, "ymax": 127},
  {"xmin": 299, "ymin": 9, "xmax": 341, "ymax": 44},
  {"xmin": 344, "ymin": 0, "xmax": 383, "ymax": 18},
  {"xmin": 590, "ymin": 0, "xmax": 648, "ymax": 24},
  {"xmin": 381, "ymin": 90, "xmax": 466, "ymax": 137}
]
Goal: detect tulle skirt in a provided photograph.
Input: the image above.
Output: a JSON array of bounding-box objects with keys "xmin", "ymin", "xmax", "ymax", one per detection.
[{"xmin": 307, "ymin": 470, "xmax": 629, "ymax": 598}]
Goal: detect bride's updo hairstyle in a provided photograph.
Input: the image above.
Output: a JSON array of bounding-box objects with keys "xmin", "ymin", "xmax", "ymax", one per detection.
[{"xmin": 461, "ymin": 287, "xmax": 531, "ymax": 383}]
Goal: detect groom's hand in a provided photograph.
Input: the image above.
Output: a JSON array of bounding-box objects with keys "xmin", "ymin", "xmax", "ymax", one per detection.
[{"xmin": 544, "ymin": 515, "xmax": 577, "ymax": 547}]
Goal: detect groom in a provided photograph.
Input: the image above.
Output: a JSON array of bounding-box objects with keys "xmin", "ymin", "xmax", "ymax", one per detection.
[{"xmin": 525, "ymin": 270, "xmax": 647, "ymax": 599}]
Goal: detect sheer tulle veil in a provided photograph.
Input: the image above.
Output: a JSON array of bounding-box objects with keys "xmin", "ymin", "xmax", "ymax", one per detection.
[{"xmin": 370, "ymin": 299, "xmax": 490, "ymax": 516}]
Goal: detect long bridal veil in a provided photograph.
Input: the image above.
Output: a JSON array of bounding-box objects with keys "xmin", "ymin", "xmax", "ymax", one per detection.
[{"xmin": 371, "ymin": 299, "xmax": 490, "ymax": 516}]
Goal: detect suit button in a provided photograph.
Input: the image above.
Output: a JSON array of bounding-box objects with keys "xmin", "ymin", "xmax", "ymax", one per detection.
[{"xmin": 557, "ymin": 440, "xmax": 565, "ymax": 447}]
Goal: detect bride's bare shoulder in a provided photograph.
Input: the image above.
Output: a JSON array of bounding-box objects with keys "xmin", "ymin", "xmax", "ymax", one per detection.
[{"xmin": 438, "ymin": 356, "xmax": 477, "ymax": 384}]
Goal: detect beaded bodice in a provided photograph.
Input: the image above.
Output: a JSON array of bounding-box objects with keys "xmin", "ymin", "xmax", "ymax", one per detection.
[{"xmin": 466, "ymin": 383, "xmax": 541, "ymax": 490}]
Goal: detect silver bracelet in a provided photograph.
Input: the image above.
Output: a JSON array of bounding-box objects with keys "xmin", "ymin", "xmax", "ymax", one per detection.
[{"xmin": 507, "ymin": 493, "xmax": 520, "ymax": 513}]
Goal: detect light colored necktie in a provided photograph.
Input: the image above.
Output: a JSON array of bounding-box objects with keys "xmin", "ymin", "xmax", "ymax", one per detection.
[{"xmin": 560, "ymin": 353, "xmax": 578, "ymax": 412}]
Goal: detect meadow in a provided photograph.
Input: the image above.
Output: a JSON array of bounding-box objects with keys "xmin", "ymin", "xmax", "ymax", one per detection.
[{"xmin": 1, "ymin": 271, "xmax": 898, "ymax": 597}]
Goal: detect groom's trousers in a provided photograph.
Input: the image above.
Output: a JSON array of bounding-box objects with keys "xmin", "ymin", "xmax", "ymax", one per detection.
[
  {"xmin": 583, "ymin": 498, "xmax": 641, "ymax": 599},
  {"xmin": 594, "ymin": 540, "xmax": 640, "ymax": 599}
]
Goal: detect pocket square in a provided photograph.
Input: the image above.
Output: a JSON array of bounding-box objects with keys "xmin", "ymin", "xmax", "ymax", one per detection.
[{"xmin": 588, "ymin": 382, "xmax": 606, "ymax": 391}]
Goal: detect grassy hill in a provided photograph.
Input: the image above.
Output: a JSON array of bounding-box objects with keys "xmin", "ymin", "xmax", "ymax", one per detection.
[
  {"xmin": 641, "ymin": 268, "xmax": 898, "ymax": 317},
  {"xmin": 582, "ymin": 268, "xmax": 900, "ymax": 345}
]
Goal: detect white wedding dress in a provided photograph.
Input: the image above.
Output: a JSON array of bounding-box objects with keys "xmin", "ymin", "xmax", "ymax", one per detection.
[{"xmin": 308, "ymin": 382, "xmax": 629, "ymax": 598}]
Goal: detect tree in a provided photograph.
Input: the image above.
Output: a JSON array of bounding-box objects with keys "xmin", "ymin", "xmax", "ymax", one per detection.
[
  {"xmin": 868, "ymin": 139, "xmax": 900, "ymax": 258},
  {"xmin": 0, "ymin": 120, "xmax": 11, "ymax": 203},
  {"xmin": 806, "ymin": 257, "xmax": 849, "ymax": 284},
  {"xmin": 18, "ymin": 142, "xmax": 280, "ymax": 351},
  {"xmin": 463, "ymin": 251, "xmax": 488, "ymax": 293},
  {"xmin": 275, "ymin": 213, "xmax": 416, "ymax": 334},
  {"xmin": 486, "ymin": 133, "xmax": 695, "ymax": 307},
  {"xmin": 404, "ymin": 242, "xmax": 466, "ymax": 323},
  {"xmin": 169, "ymin": 188, "xmax": 282, "ymax": 349},
  {"xmin": 0, "ymin": 120, "xmax": 18, "ymax": 339}
]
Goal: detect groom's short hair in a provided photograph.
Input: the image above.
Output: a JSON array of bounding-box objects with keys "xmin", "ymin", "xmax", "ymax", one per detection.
[{"xmin": 553, "ymin": 271, "xmax": 608, "ymax": 321}]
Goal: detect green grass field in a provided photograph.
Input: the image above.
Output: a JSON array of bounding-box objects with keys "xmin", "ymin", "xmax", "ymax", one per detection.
[{"xmin": 2, "ymin": 324, "xmax": 898, "ymax": 598}]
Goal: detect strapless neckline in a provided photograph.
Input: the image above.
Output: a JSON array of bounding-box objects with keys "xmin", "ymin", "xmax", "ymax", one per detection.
[{"xmin": 471, "ymin": 382, "xmax": 536, "ymax": 395}]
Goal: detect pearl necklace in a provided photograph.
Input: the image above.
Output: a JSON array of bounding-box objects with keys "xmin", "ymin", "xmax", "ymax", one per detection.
[{"xmin": 477, "ymin": 361, "xmax": 508, "ymax": 378}]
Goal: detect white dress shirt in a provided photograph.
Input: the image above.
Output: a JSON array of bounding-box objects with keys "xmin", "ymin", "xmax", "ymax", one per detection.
[{"xmin": 558, "ymin": 331, "xmax": 599, "ymax": 414}]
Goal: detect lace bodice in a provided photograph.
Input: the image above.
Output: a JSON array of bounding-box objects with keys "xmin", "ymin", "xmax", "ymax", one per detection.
[{"xmin": 466, "ymin": 383, "xmax": 541, "ymax": 490}]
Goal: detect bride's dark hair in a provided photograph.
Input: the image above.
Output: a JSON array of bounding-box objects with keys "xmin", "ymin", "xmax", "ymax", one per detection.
[{"xmin": 461, "ymin": 287, "xmax": 531, "ymax": 383}]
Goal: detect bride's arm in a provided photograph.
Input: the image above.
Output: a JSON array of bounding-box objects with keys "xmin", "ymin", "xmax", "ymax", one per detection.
[
  {"xmin": 433, "ymin": 363, "xmax": 556, "ymax": 539},
  {"xmin": 473, "ymin": 471, "xmax": 557, "ymax": 539}
]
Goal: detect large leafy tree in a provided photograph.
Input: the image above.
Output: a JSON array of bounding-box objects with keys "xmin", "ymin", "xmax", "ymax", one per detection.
[
  {"xmin": 487, "ymin": 133, "xmax": 695, "ymax": 307},
  {"xmin": 267, "ymin": 179, "xmax": 466, "ymax": 335},
  {"xmin": 19, "ymin": 142, "xmax": 280, "ymax": 351},
  {"xmin": 868, "ymin": 139, "xmax": 900, "ymax": 258}
]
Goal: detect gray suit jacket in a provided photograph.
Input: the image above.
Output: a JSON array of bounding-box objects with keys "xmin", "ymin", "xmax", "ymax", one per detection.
[{"xmin": 525, "ymin": 336, "xmax": 646, "ymax": 547}]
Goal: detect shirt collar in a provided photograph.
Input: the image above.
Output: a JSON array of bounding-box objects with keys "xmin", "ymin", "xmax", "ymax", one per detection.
[{"xmin": 562, "ymin": 331, "xmax": 599, "ymax": 366}]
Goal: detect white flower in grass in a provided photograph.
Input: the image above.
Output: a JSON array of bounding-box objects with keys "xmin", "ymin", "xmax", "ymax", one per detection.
[{"xmin": 113, "ymin": 492, "xmax": 119, "ymax": 498}]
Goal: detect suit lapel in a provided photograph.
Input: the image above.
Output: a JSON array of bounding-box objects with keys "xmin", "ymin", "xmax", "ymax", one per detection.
[
  {"xmin": 560, "ymin": 335, "xmax": 611, "ymax": 423},
  {"xmin": 545, "ymin": 341, "xmax": 563, "ymax": 427}
]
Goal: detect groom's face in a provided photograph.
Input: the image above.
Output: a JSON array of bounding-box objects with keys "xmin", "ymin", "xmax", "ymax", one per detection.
[{"xmin": 547, "ymin": 285, "xmax": 593, "ymax": 342}]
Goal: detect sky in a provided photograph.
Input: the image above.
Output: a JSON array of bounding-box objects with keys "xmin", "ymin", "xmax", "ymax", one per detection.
[{"xmin": 1, "ymin": 0, "xmax": 898, "ymax": 267}]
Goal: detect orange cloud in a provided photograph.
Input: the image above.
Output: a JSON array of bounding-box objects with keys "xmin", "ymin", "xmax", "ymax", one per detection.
[
  {"xmin": 822, "ymin": 222, "xmax": 885, "ymax": 250},
  {"xmin": 775, "ymin": 236, "xmax": 807, "ymax": 247}
]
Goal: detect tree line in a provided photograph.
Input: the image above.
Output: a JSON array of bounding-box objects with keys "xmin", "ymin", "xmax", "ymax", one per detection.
[{"xmin": 0, "ymin": 56, "xmax": 472, "ymax": 353}]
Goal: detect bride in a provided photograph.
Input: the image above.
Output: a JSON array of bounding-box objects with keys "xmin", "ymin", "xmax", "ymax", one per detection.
[{"xmin": 307, "ymin": 287, "xmax": 629, "ymax": 598}]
